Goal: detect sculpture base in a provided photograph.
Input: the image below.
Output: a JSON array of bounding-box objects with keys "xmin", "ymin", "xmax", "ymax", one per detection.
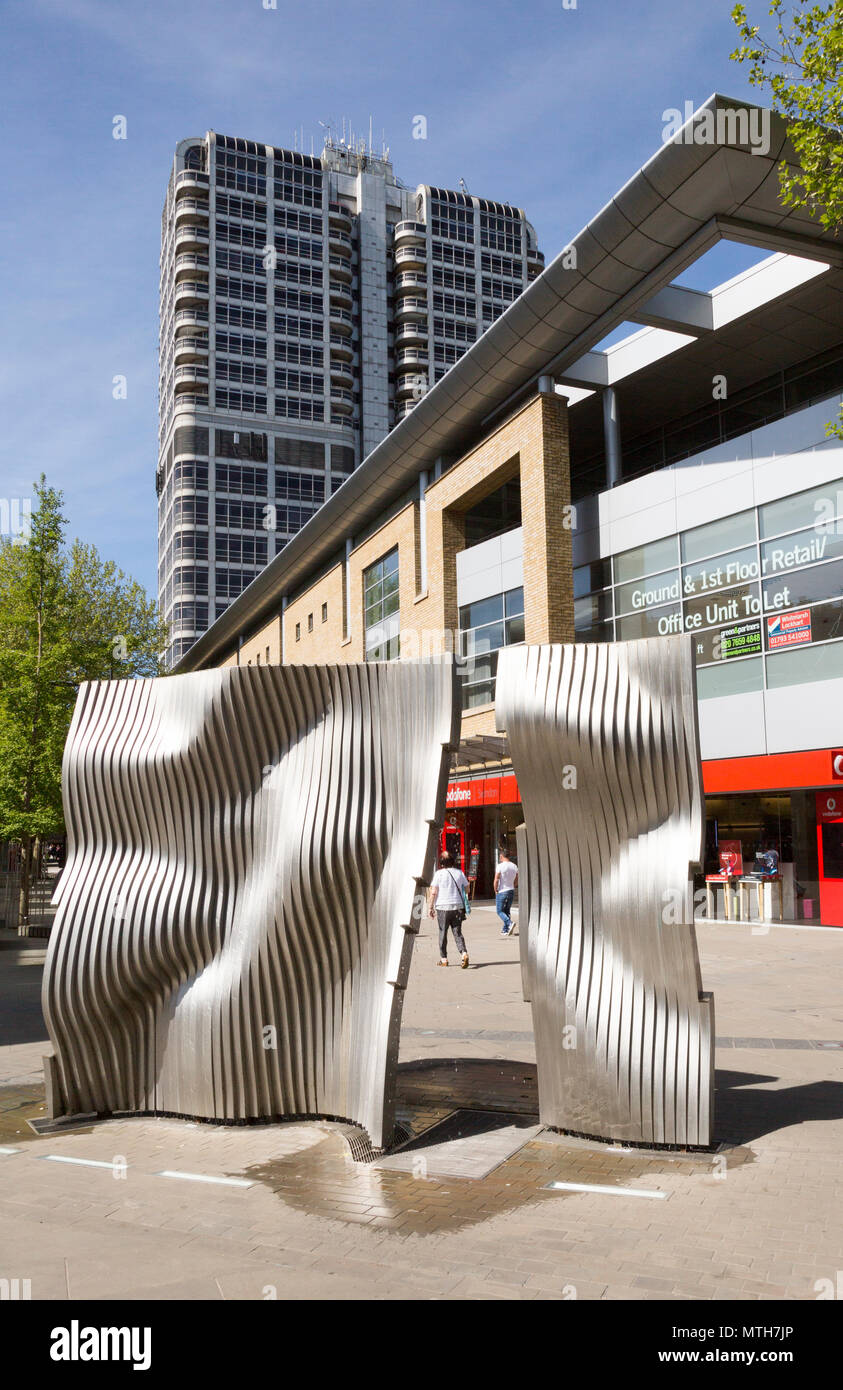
[{"xmin": 546, "ymin": 1126, "xmax": 720, "ymax": 1157}]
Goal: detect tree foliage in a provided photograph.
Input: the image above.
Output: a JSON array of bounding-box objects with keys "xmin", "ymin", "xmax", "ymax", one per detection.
[
  {"xmin": 730, "ymin": 1, "xmax": 843, "ymax": 436},
  {"xmin": 0, "ymin": 477, "xmax": 167, "ymax": 864}
]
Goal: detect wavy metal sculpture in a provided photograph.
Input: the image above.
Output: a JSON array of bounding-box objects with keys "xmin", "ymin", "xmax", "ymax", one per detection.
[
  {"xmin": 43, "ymin": 661, "xmax": 459, "ymax": 1149},
  {"xmin": 496, "ymin": 636, "xmax": 713, "ymax": 1148}
]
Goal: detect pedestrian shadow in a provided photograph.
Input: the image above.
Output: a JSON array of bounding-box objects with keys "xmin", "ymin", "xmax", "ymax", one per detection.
[
  {"xmin": 468, "ymin": 959, "xmax": 523, "ymax": 969},
  {"xmin": 715, "ymin": 1068, "xmax": 843, "ymax": 1146}
]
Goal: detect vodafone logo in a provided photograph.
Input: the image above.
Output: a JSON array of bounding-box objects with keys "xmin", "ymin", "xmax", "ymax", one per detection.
[
  {"xmin": 832, "ymin": 751, "xmax": 843, "ymax": 781},
  {"xmin": 446, "ymin": 786, "xmax": 471, "ymax": 804}
]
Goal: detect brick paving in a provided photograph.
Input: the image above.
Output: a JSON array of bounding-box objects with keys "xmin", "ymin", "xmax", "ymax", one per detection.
[{"xmin": 0, "ymin": 908, "xmax": 841, "ymax": 1300}]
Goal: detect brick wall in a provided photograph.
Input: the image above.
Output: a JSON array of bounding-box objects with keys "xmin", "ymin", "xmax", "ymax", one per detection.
[{"xmin": 215, "ymin": 390, "xmax": 574, "ymax": 739}]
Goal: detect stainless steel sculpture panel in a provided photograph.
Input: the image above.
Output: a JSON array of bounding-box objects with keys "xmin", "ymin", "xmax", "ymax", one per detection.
[
  {"xmin": 496, "ymin": 637, "xmax": 713, "ymax": 1147},
  {"xmin": 43, "ymin": 661, "xmax": 459, "ymax": 1149}
]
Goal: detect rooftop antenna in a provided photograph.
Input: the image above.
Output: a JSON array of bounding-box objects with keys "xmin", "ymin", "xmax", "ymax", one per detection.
[
  {"xmin": 459, "ymin": 177, "xmax": 469, "ymax": 194},
  {"xmin": 369, "ymin": 115, "xmax": 373, "ymax": 152}
]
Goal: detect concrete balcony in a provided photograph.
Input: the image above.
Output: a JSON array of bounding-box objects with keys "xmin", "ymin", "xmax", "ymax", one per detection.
[
  {"xmin": 394, "ymin": 244, "xmax": 426, "ymax": 271},
  {"xmin": 329, "ymin": 228, "xmax": 352, "ymax": 254},
  {"xmin": 395, "ymin": 371, "xmax": 427, "ymax": 402},
  {"xmin": 394, "ymin": 220, "xmax": 426, "ymax": 247},
  {"xmin": 330, "ymin": 359, "xmax": 354, "ymax": 388},
  {"xmin": 329, "ymin": 304, "xmax": 353, "ymax": 332},
  {"xmin": 174, "ymin": 364, "xmax": 209, "ymax": 391},
  {"xmin": 395, "ymin": 272, "xmax": 428, "ymax": 295},
  {"xmin": 328, "ymin": 202, "xmax": 352, "ymax": 231},
  {"xmin": 329, "ymin": 256, "xmax": 353, "ymax": 284},
  {"xmin": 175, "ymin": 253, "xmax": 209, "ymax": 280},
  {"xmin": 329, "ymin": 386, "xmax": 354, "ymax": 415},
  {"xmin": 174, "ymin": 307, "xmax": 209, "ymax": 332},
  {"xmin": 175, "ymin": 170, "xmax": 210, "ymax": 195},
  {"xmin": 329, "ymin": 333, "xmax": 353, "ymax": 361},
  {"xmin": 394, "ymin": 295, "xmax": 428, "ymax": 322},
  {"xmin": 174, "ymin": 197, "xmax": 209, "ymax": 224},
  {"xmin": 396, "ymin": 348, "xmax": 429, "ymax": 369},
  {"xmin": 175, "ymin": 224, "xmax": 210, "ymax": 251},
  {"xmin": 173, "ymin": 392, "xmax": 209, "ymax": 411},
  {"xmin": 394, "ymin": 320, "xmax": 428, "ymax": 347},
  {"xmin": 174, "ymin": 336, "xmax": 209, "ymax": 365},
  {"xmin": 174, "ymin": 281, "xmax": 210, "ymax": 308},
  {"xmin": 329, "ymin": 282, "xmax": 353, "ymax": 310}
]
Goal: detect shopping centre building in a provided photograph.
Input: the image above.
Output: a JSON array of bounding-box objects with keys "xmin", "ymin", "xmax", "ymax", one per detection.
[{"xmin": 175, "ymin": 95, "xmax": 843, "ymax": 924}]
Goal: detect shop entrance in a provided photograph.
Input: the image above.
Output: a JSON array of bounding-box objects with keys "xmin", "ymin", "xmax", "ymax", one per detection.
[
  {"xmin": 444, "ymin": 801, "xmax": 523, "ymax": 897},
  {"xmin": 816, "ymin": 792, "xmax": 843, "ymax": 927}
]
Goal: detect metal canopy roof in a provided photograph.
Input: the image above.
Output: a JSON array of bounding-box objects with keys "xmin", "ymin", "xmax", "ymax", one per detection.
[
  {"xmin": 451, "ymin": 735, "xmax": 510, "ymax": 774},
  {"xmin": 177, "ymin": 94, "xmax": 843, "ymax": 672}
]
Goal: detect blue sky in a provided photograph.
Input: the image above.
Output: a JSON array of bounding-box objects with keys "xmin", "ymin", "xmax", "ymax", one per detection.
[{"xmin": 1, "ymin": 0, "xmax": 762, "ymax": 597}]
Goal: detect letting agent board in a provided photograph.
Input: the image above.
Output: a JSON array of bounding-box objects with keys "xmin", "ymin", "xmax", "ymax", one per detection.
[
  {"xmin": 767, "ymin": 608, "xmax": 812, "ymax": 650},
  {"xmin": 720, "ymin": 619, "xmax": 762, "ymax": 659}
]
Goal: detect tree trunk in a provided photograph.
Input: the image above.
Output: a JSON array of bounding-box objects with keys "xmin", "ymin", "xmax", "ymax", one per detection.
[{"xmin": 18, "ymin": 834, "xmax": 31, "ymax": 934}]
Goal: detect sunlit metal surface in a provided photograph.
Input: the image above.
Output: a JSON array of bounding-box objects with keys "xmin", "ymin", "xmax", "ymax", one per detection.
[
  {"xmin": 496, "ymin": 637, "xmax": 713, "ymax": 1147},
  {"xmin": 43, "ymin": 661, "xmax": 459, "ymax": 1149}
]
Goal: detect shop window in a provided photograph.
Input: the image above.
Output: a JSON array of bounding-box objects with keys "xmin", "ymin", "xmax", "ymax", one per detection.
[
  {"xmin": 683, "ymin": 580, "xmax": 760, "ymax": 633},
  {"xmin": 682, "ymin": 545, "xmax": 760, "ymax": 599},
  {"xmin": 762, "ymin": 554, "xmax": 843, "ymax": 612},
  {"xmin": 761, "ymin": 522, "xmax": 843, "ymax": 578},
  {"xmin": 615, "ymin": 569, "xmax": 680, "ymax": 618},
  {"xmin": 616, "ymin": 602, "xmax": 680, "ymax": 642}
]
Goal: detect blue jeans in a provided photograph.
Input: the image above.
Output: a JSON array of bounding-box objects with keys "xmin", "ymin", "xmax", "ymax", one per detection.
[{"xmin": 496, "ymin": 889, "xmax": 514, "ymax": 931}]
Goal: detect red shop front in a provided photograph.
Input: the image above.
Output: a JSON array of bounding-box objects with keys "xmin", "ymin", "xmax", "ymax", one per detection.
[
  {"xmin": 442, "ymin": 773, "xmax": 522, "ymax": 897},
  {"xmin": 703, "ymin": 747, "xmax": 843, "ymax": 928}
]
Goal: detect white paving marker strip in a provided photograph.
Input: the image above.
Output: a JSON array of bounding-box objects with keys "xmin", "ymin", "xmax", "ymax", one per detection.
[
  {"xmin": 0, "ymin": 1146, "xmax": 21, "ymax": 1155},
  {"xmin": 40, "ymin": 1154, "xmax": 124, "ymax": 1170},
  {"xmin": 156, "ymin": 1170, "xmax": 253, "ymax": 1189},
  {"xmin": 546, "ymin": 1180, "xmax": 667, "ymax": 1200}
]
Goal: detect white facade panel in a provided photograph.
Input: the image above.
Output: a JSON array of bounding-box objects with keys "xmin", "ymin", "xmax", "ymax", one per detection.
[
  {"xmin": 764, "ymin": 678, "xmax": 843, "ymax": 754},
  {"xmin": 456, "ymin": 528, "xmax": 524, "ymax": 608},
  {"xmin": 698, "ymin": 691, "xmax": 767, "ymax": 760}
]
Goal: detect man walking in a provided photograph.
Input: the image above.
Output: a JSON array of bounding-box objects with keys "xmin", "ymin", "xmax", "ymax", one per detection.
[
  {"xmin": 429, "ymin": 851, "xmax": 470, "ymax": 968},
  {"xmin": 494, "ymin": 846, "xmax": 518, "ymax": 936}
]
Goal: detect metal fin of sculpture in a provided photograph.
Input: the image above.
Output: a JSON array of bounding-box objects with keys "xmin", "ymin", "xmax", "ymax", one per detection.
[
  {"xmin": 496, "ymin": 636, "xmax": 713, "ymax": 1147},
  {"xmin": 43, "ymin": 660, "xmax": 459, "ymax": 1150}
]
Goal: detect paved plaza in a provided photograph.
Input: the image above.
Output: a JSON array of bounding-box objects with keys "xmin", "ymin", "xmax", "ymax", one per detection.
[{"xmin": 0, "ymin": 907, "xmax": 841, "ymax": 1301}]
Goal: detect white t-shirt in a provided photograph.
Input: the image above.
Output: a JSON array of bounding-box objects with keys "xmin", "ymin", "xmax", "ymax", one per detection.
[
  {"xmin": 432, "ymin": 867, "xmax": 468, "ymax": 910},
  {"xmin": 496, "ymin": 860, "xmax": 518, "ymax": 892}
]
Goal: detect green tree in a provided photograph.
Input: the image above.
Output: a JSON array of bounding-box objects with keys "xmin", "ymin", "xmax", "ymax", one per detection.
[
  {"xmin": 0, "ymin": 479, "xmax": 74, "ymax": 924},
  {"xmin": 66, "ymin": 542, "xmax": 166, "ymax": 682},
  {"xmin": 0, "ymin": 477, "xmax": 167, "ymax": 927},
  {"xmin": 730, "ymin": 1, "xmax": 843, "ymax": 436}
]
